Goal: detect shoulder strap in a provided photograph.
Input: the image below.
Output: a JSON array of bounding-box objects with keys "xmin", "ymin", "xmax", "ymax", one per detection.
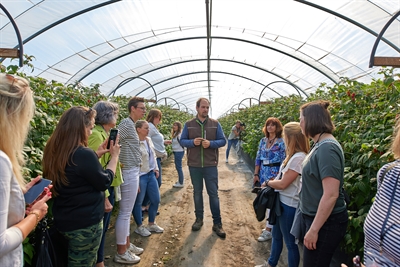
[
  {"xmin": 177, "ymin": 136, "xmax": 184, "ymax": 149},
  {"xmin": 378, "ymin": 161, "xmax": 399, "ymax": 188},
  {"xmin": 316, "ymin": 138, "xmax": 344, "ymax": 158}
]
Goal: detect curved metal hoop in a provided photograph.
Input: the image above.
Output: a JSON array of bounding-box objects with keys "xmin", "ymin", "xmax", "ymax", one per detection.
[
  {"xmin": 111, "ymin": 76, "xmax": 157, "ymax": 102},
  {"xmin": 156, "ymin": 97, "xmax": 180, "ymax": 110},
  {"xmin": 369, "ymin": 10, "xmax": 400, "ymax": 68},
  {"xmin": 238, "ymin": 98, "xmax": 259, "ymax": 109},
  {"xmin": 258, "ymin": 81, "xmax": 308, "ymax": 104}
]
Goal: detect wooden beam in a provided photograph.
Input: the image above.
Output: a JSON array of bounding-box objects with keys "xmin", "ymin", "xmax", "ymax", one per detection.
[
  {"xmin": 0, "ymin": 48, "xmax": 20, "ymax": 58},
  {"xmin": 373, "ymin": 57, "xmax": 400, "ymax": 67}
]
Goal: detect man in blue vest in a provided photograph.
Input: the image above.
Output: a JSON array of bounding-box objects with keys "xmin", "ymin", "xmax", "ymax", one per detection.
[{"xmin": 180, "ymin": 98, "xmax": 227, "ymax": 238}]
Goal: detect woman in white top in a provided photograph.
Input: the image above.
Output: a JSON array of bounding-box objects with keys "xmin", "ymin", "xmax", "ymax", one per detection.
[
  {"xmin": 146, "ymin": 109, "xmax": 172, "ymax": 187},
  {"xmin": 132, "ymin": 120, "xmax": 164, "ymax": 237},
  {"xmin": 255, "ymin": 122, "xmax": 309, "ymax": 267},
  {"xmin": 0, "ymin": 74, "xmax": 51, "ymax": 266},
  {"xmin": 171, "ymin": 121, "xmax": 185, "ymax": 188}
]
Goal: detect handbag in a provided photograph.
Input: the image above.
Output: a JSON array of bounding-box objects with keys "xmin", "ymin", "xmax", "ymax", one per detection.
[{"xmin": 33, "ymin": 217, "xmax": 68, "ymax": 267}]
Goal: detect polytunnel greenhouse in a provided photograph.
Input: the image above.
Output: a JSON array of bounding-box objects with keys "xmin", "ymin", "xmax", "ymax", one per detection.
[
  {"xmin": 1, "ymin": 0, "xmax": 399, "ymax": 117},
  {"xmin": 1, "ymin": 1, "xmax": 400, "ymax": 267}
]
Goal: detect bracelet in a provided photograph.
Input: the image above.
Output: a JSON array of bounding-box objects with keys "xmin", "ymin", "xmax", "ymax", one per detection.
[
  {"xmin": 254, "ymin": 173, "xmax": 259, "ymax": 176},
  {"xmin": 28, "ymin": 211, "xmax": 40, "ymax": 228},
  {"xmin": 266, "ymin": 180, "xmax": 270, "ymax": 186}
]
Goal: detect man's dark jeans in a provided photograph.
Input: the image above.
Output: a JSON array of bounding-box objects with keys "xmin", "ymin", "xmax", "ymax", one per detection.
[{"xmin": 189, "ymin": 166, "xmax": 222, "ymax": 225}]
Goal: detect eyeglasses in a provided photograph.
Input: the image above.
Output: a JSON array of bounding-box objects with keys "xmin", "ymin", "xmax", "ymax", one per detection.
[{"xmin": 136, "ymin": 106, "xmax": 146, "ymax": 111}]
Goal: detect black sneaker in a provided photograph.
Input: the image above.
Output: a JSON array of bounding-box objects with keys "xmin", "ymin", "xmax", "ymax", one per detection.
[
  {"xmin": 191, "ymin": 218, "xmax": 203, "ymax": 231},
  {"xmin": 212, "ymin": 223, "xmax": 226, "ymax": 238}
]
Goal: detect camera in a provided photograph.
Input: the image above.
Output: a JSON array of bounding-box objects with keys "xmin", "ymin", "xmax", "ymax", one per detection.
[{"xmin": 240, "ymin": 122, "xmax": 246, "ymax": 127}]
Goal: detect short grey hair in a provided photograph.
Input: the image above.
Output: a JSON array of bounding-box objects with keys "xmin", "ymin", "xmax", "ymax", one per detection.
[{"xmin": 92, "ymin": 101, "xmax": 119, "ymax": 125}]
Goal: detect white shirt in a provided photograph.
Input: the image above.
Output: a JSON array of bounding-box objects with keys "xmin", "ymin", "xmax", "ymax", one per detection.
[
  {"xmin": 139, "ymin": 138, "xmax": 158, "ymax": 176},
  {"xmin": 228, "ymin": 125, "xmax": 240, "ymax": 140},
  {"xmin": 0, "ymin": 150, "xmax": 25, "ymax": 267},
  {"xmin": 277, "ymin": 152, "xmax": 306, "ymax": 208},
  {"xmin": 148, "ymin": 122, "xmax": 166, "ymax": 154},
  {"xmin": 171, "ymin": 133, "xmax": 184, "ymax": 152}
]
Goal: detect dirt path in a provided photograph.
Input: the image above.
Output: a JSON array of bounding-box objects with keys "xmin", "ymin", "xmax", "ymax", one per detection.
[{"xmin": 103, "ymin": 146, "xmax": 291, "ymax": 267}]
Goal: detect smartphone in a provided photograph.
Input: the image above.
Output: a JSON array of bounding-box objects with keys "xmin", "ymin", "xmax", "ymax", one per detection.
[
  {"xmin": 107, "ymin": 128, "xmax": 118, "ymax": 149},
  {"xmin": 24, "ymin": 178, "xmax": 52, "ymax": 205}
]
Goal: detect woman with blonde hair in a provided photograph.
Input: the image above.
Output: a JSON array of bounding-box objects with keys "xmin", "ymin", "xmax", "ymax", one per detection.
[
  {"xmin": 132, "ymin": 120, "xmax": 163, "ymax": 237},
  {"xmin": 361, "ymin": 119, "xmax": 400, "ymax": 266},
  {"xmin": 0, "ymin": 74, "xmax": 51, "ymax": 266},
  {"xmin": 255, "ymin": 122, "xmax": 309, "ymax": 267}
]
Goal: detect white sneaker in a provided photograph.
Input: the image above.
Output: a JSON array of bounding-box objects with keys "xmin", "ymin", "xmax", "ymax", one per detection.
[
  {"xmin": 239, "ymin": 159, "xmax": 244, "ymax": 163},
  {"xmin": 173, "ymin": 182, "xmax": 184, "ymax": 188},
  {"xmin": 114, "ymin": 250, "xmax": 140, "ymax": 264},
  {"xmin": 255, "ymin": 261, "xmax": 271, "ymax": 267},
  {"xmin": 257, "ymin": 229, "xmax": 272, "ymax": 242},
  {"xmin": 225, "ymin": 159, "xmax": 228, "ymax": 163},
  {"xmin": 129, "ymin": 243, "xmax": 144, "ymax": 255},
  {"xmin": 134, "ymin": 225, "xmax": 151, "ymax": 237},
  {"xmin": 147, "ymin": 223, "xmax": 164, "ymax": 233}
]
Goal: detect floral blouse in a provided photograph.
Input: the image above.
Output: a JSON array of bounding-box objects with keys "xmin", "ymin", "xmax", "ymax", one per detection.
[{"xmin": 255, "ymin": 137, "xmax": 286, "ymax": 183}]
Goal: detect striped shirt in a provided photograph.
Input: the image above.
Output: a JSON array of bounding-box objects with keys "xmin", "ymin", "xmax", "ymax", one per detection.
[
  {"xmin": 117, "ymin": 117, "xmax": 141, "ymax": 169},
  {"xmin": 364, "ymin": 160, "xmax": 400, "ymax": 266}
]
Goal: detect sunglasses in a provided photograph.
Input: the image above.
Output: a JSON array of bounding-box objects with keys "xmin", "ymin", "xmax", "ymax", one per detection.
[{"xmin": 5, "ymin": 74, "xmax": 17, "ymax": 87}]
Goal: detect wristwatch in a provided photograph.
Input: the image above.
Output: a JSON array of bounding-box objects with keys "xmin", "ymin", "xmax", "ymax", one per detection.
[{"xmin": 254, "ymin": 173, "xmax": 259, "ymax": 177}]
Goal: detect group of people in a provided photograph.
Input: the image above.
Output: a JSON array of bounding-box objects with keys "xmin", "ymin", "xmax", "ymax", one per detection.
[
  {"xmin": 252, "ymin": 101, "xmax": 348, "ymax": 267},
  {"xmin": 0, "ymin": 72, "xmax": 189, "ymax": 267},
  {"xmin": 1, "ymin": 72, "xmax": 399, "ymax": 267},
  {"xmin": 252, "ymin": 101, "xmax": 400, "ymax": 267}
]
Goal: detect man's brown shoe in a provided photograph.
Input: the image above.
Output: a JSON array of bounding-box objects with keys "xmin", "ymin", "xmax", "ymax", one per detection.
[
  {"xmin": 192, "ymin": 218, "xmax": 203, "ymax": 231},
  {"xmin": 212, "ymin": 223, "xmax": 226, "ymax": 238}
]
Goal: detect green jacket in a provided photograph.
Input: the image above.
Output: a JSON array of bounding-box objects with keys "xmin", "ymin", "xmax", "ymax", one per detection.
[{"xmin": 88, "ymin": 125, "xmax": 123, "ymax": 198}]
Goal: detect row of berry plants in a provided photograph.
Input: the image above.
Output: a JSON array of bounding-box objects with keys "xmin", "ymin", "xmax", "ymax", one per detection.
[{"xmin": 218, "ymin": 67, "xmax": 400, "ymax": 257}]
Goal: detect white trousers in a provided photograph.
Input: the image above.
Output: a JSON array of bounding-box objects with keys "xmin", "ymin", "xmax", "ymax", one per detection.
[{"xmin": 115, "ymin": 167, "xmax": 140, "ymax": 245}]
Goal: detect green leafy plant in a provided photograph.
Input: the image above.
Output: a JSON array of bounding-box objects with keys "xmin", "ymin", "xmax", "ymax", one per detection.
[{"xmin": 219, "ymin": 67, "xmax": 400, "ymax": 257}]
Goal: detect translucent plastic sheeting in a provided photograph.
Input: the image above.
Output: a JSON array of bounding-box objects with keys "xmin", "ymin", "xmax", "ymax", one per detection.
[{"xmin": 1, "ymin": 0, "xmax": 399, "ymax": 117}]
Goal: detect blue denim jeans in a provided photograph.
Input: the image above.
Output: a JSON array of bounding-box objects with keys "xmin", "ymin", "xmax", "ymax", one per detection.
[
  {"xmin": 97, "ymin": 186, "xmax": 114, "ymax": 263},
  {"xmin": 173, "ymin": 151, "xmax": 184, "ymax": 184},
  {"xmin": 268, "ymin": 202, "xmax": 299, "ymax": 267},
  {"xmin": 132, "ymin": 171, "xmax": 160, "ymax": 225},
  {"xmin": 226, "ymin": 139, "xmax": 238, "ymax": 159},
  {"xmin": 189, "ymin": 166, "xmax": 221, "ymax": 224},
  {"xmin": 302, "ymin": 209, "xmax": 348, "ymax": 267},
  {"xmin": 143, "ymin": 158, "xmax": 162, "ymax": 207}
]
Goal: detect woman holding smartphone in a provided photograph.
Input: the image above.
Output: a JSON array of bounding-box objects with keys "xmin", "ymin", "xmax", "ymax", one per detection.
[
  {"xmin": 88, "ymin": 101, "xmax": 142, "ymax": 267},
  {"xmin": 42, "ymin": 106, "xmax": 120, "ymax": 266},
  {"xmin": 0, "ymin": 74, "xmax": 51, "ymax": 266}
]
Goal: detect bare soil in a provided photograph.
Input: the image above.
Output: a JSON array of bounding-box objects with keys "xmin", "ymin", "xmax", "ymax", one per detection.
[{"xmin": 103, "ymin": 147, "xmax": 291, "ymax": 267}]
